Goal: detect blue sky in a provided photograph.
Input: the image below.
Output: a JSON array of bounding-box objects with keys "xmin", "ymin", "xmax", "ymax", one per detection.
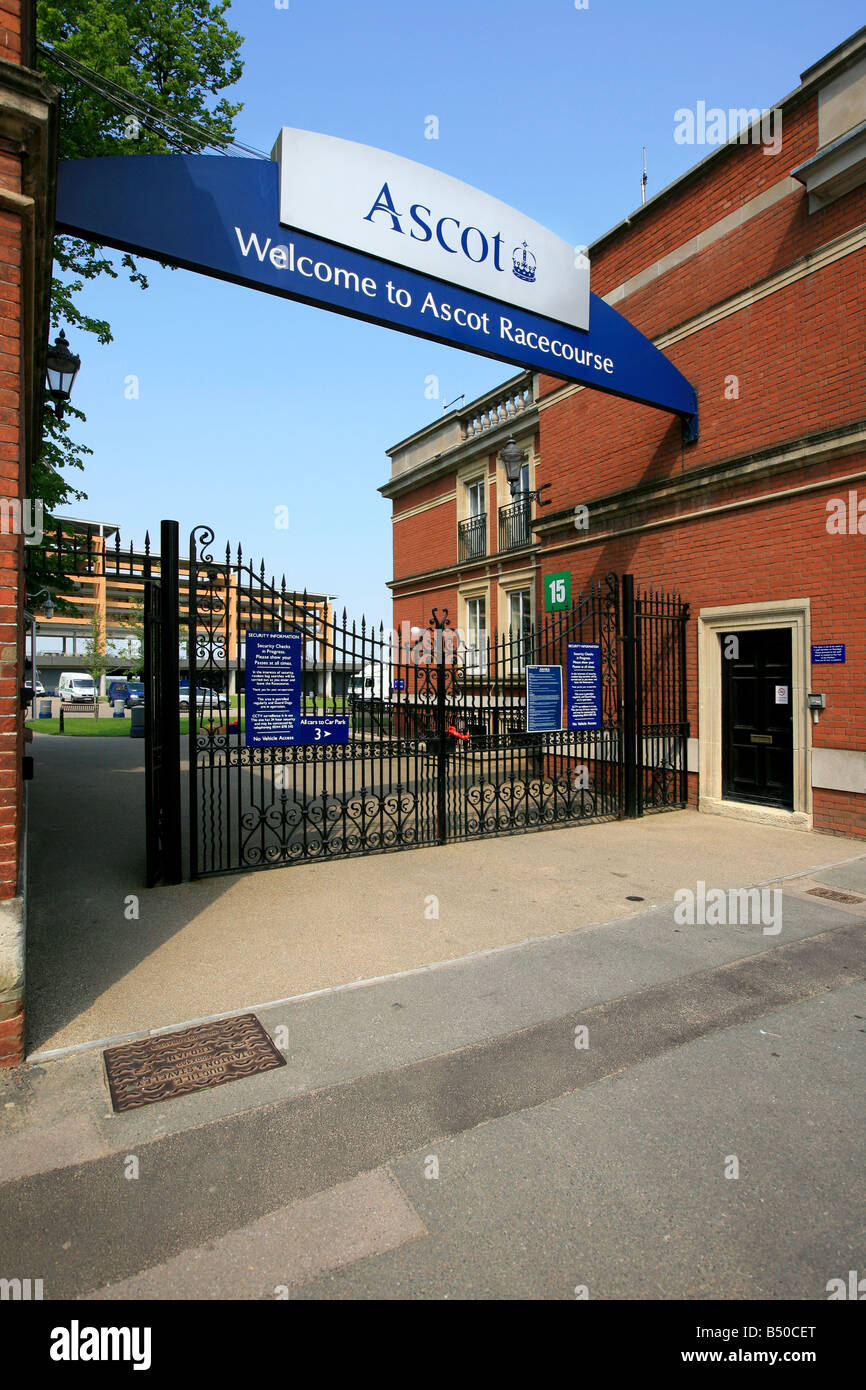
[{"xmin": 61, "ymin": 0, "xmax": 862, "ymax": 621}]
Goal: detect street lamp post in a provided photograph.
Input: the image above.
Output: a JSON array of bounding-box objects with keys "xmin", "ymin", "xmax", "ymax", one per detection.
[
  {"xmin": 498, "ymin": 435, "xmax": 552, "ymax": 506},
  {"xmin": 45, "ymin": 330, "xmax": 81, "ymax": 421}
]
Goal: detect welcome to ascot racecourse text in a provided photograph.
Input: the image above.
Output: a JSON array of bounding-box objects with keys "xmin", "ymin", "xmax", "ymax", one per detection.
[{"xmin": 234, "ymin": 228, "xmax": 617, "ymax": 376}]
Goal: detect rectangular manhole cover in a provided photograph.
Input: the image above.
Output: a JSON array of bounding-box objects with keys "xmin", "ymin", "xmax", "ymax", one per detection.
[
  {"xmin": 806, "ymin": 886, "xmax": 866, "ymax": 905},
  {"xmin": 104, "ymin": 1013, "xmax": 286, "ymax": 1113}
]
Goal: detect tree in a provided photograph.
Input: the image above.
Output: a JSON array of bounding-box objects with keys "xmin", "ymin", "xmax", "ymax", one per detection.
[
  {"xmin": 119, "ymin": 597, "xmax": 188, "ymax": 678},
  {"xmin": 31, "ymin": 3, "xmax": 244, "ymax": 531},
  {"xmin": 82, "ymin": 607, "xmax": 107, "ymax": 715},
  {"xmin": 118, "ymin": 597, "xmax": 146, "ymax": 678}
]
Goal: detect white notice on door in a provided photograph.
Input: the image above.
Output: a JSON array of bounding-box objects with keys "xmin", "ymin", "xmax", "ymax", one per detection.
[{"xmin": 775, "ymin": 685, "xmax": 789, "ymax": 704}]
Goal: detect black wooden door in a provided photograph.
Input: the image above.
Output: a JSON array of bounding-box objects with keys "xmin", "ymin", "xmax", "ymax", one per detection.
[{"xmin": 722, "ymin": 628, "xmax": 793, "ymax": 810}]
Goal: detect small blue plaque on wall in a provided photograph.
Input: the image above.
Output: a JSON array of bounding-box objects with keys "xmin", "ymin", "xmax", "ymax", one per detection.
[{"xmin": 811, "ymin": 644, "xmax": 845, "ymax": 665}]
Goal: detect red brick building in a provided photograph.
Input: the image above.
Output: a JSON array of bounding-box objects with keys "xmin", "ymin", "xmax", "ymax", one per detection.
[
  {"xmin": 0, "ymin": 0, "xmax": 57, "ymax": 1065},
  {"xmin": 383, "ymin": 27, "xmax": 866, "ymax": 840}
]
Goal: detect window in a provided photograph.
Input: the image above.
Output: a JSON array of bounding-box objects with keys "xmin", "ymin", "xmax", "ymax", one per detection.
[
  {"xmin": 507, "ymin": 588, "xmax": 532, "ymax": 671},
  {"xmin": 459, "ymin": 478, "xmax": 487, "ymax": 560},
  {"xmin": 466, "ymin": 478, "xmax": 485, "ymax": 515},
  {"xmin": 465, "ymin": 595, "xmax": 486, "ymax": 670},
  {"xmin": 498, "ymin": 460, "xmax": 532, "ymax": 551}
]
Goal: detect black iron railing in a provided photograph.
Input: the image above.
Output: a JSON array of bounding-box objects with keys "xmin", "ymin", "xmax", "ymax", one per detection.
[
  {"xmin": 458, "ymin": 513, "xmax": 487, "ymax": 561},
  {"xmin": 498, "ymin": 497, "xmax": 531, "ymax": 551}
]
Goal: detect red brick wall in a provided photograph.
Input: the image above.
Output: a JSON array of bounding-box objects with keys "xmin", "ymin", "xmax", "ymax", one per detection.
[
  {"xmin": 538, "ymin": 466, "xmax": 866, "ymax": 836},
  {"xmin": 0, "ymin": 176, "xmax": 24, "ymax": 907},
  {"xmin": 0, "ymin": 2, "xmax": 29, "ymax": 1065},
  {"xmin": 537, "ymin": 249, "xmax": 866, "ymax": 508},
  {"xmin": 393, "ymin": 585, "xmax": 459, "ymax": 636},
  {"xmin": 393, "ymin": 498, "xmax": 457, "ymax": 580},
  {"xmin": 0, "ymin": 3, "xmax": 22, "ymax": 63},
  {"xmin": 814, "ymin": 788, "xmax": 866, "ymax": 839},
  {"xmin": 389, "ymin": 54, "xmax": 865, "ymax": 842},
  {"xmin": 572, "ymin": 95, "xmax": 828, "ymax": 306}
]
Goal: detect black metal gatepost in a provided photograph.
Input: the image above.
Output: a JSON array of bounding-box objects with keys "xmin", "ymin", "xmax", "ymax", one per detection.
[
  {"xmin": 157, "ymin": 520, "xmax": 182, "ymax": 882},
  {"xmin": 621, "ymin": 573, "xmax": 639, "ymax": 819},
  {"xmin": 432, "ymin": 609, "xmax": 450, "ymax": 845},
  {"xmin": 142, "ymin": 570, "xmax": 161, "ymax": 886},
  {"xmin": 143, "ymin": 520, "xmax": 182, "ymax": 885}
]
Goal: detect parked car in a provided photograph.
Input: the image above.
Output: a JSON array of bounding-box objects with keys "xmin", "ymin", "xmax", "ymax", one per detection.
[
  {"xmin": 179, "ymin": 686, "xmax": 229, "ymax": 712},
  {"xmin": 58, "ymin": 672, "xmax": 97, "ymax": 703},
  {"xmin": 30, "ymin": 680, "xmax": 44, "ymax": 697},
  {"xmin": 107, "ymin": 679, "xmax": 145, "ymax": 708}
]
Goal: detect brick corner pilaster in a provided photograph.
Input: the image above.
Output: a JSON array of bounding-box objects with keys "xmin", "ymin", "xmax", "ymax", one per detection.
[{"xmin": 0, "ymin": 998, "xmax": 24, "ymax": 1066}]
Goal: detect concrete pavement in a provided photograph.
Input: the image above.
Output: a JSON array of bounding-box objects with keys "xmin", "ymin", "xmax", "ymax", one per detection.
[
  {"xmin": 4, "ymin": 732, "xmax": 863, "ymax": 1299},
  {"xmin": 1, "ymin": 854, "xmax": 864, "ymax": 1298},
  {"xmin": 24, "ymin": 732, "xmax": 866, "ymax": 1053}
]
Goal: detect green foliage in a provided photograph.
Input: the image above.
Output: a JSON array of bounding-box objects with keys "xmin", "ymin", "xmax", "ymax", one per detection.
[
  {"xmin": 118, "ymin": 596, "xmax": 145, "ymax": 677},
  {"xmin": 31, "ymin": 2, "xmax": 244, "ymax": 529},
  {"xmin": 82, "ymin": 605, "xmax": 107, "ymax": 690},
  {"xmin": 118, "ymin": 596, "xmax": 188, "ymax": 675}
]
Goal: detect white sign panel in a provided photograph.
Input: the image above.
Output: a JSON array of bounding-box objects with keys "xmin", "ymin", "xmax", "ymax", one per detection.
[
  {"xmin": 272, "ymin": 128, "xmax": 590, "ymax": 332},
  {"xmin": 775, "ymin": 685, "xmax": 789, "ymax": 704}
]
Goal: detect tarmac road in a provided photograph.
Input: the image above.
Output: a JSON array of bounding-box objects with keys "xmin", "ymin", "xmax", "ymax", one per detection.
[{"xmin": 2, "ymin": 851, "xmax": 864, "ymax": 1300}]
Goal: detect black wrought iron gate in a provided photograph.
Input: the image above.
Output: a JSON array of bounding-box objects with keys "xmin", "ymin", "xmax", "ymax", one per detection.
[
  {"xmin": 28, "ymin": 517, "xmax": 689, "ymax": 884},
  {"xmin": 185, "ymin": 526, "xmax": 690, "ymax": 879}
]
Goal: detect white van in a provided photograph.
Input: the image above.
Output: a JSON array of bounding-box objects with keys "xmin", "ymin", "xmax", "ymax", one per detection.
[
  {"xmin": 58, "ymin": 672, "xmax": 97, "ymax": 703},
  {"xmin": 349, "ymin": 662, "xmax": 391, "ymax": 701}
]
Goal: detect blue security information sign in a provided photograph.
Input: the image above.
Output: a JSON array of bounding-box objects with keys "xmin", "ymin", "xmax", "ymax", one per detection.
[
  {"xmin": 811, "ymin": 643, "xmax": 845, "ymax": 664},
  {"xmin": 567, "ymin": 643, "xmax": 602, "ymax": 730},
  {"xmin": 245, "ymin": 631, "xmax": 351, "ymax": 746},
  {"xmin": 245, "ymin": 630, "xmax": 302, "ymax": 746},
  {"xmin": 526, "ymin": 665, "xmax": 563, "ymax": 733}
]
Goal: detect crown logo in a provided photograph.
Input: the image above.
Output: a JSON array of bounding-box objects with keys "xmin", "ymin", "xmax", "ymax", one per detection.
[{"xmin": 512, "ymin": 241, "xmax": 537, "ymax": 283}]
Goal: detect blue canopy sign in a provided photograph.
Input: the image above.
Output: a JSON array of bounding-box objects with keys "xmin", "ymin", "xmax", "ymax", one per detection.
[
  {"xmin": 273, "ymin": 128, "xmax": 589, "ymax": 331},
  {"xmin": 56, "ymin": 137, "xmax": 698, "ymax": 436}
]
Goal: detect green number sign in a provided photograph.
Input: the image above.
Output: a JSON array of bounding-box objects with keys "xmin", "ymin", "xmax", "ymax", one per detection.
[{"xmin": 544, "ymin": 571, "xmax": 571, "ymax": 612}]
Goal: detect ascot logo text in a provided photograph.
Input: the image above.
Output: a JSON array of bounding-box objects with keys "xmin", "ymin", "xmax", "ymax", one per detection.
[
  {"xmin": 363, "ymin": 181, "xmax": 524, "ymax": 279},
  {"xmin": 50, "ymin": 1321, "xmax": 152, "ymax": 1372}
]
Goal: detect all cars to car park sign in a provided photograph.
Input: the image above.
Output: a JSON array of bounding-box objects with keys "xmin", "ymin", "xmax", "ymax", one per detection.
[{"xmin": 55, "ymin": 134, "xmax": 698, "ymax": 433}]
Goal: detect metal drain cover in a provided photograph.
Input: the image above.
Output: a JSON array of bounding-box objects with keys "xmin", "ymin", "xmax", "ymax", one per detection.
[
  {"xmin": 104, "ymin": 1013, "xmax": 286, "ymax": 1113},
  {"xmin": 806, "ymin": 886, "xmax": 866, "ymax": 905}
]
